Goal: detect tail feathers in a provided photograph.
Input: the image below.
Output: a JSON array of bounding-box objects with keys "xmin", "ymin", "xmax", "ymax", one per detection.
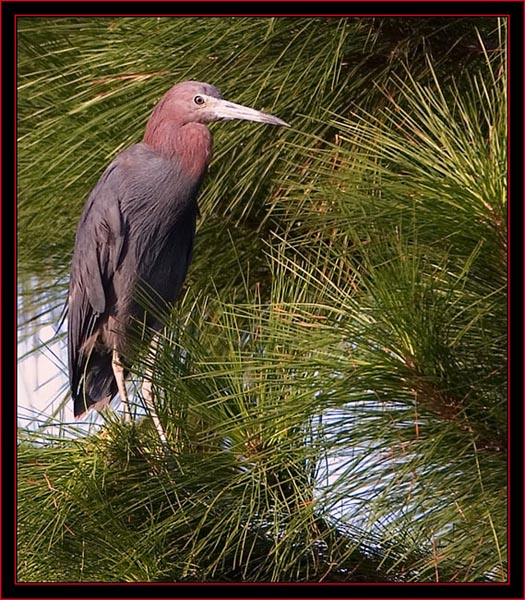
[{"xmin": 73, "ymin": 350, "xmax": 119, "ymax": 418}]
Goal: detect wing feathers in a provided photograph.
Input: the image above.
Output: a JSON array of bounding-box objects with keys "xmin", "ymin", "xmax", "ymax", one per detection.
[
  {"xmin": 104, "ymin": 197, "xmax": 126, "ymax": 273},
  {"xmin": 68, "ymin": 162, "xmax": 126, "ymax": 401}
]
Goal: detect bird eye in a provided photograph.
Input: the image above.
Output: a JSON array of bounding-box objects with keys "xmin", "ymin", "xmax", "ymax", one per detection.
[{"xmin": 194, "ymin": 95, "xmax": 205, "ymax": 106}]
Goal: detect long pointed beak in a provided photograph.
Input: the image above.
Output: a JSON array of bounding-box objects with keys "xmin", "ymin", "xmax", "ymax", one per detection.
[{"xmin": 212, "ymin": 97, "xmax": 289, "ymax": 127}]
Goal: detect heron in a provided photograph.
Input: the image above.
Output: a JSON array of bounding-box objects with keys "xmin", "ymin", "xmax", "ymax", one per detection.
[{"xmin": 68, "ymin": 81, "xmax": 288, "ymax": 443}]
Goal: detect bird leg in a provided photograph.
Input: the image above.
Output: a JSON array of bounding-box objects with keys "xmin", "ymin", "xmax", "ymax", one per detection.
[
  {"xmin": 142, "ymin": 377, "xmax": 169, "ymax": 448},
  {"xmin": 112, "ymin": 349, "xmax": 132, "ymax": 421},
  {"xmin": 142, "ymin": 337, "xmax": 170, "ymax": 448}
]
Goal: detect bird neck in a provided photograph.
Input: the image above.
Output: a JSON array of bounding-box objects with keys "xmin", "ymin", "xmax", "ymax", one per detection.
[{"xmin": 143, "ymin": 119, "xmax": 213, "ymax": 179}]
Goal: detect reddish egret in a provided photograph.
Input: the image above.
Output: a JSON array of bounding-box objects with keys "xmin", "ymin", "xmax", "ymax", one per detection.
[{"xmin": 68, "ymin": 81, "xmax": 288, "ymax": 442}]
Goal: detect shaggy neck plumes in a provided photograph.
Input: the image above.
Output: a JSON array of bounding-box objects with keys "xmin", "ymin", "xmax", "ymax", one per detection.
[{"xmin": 143, "ymin": 115, "xmax": 213, "ymax": 179}]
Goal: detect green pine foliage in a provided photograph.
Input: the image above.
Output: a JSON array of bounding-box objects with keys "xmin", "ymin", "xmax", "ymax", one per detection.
[{"xmin": 17, "ymin": 17, "xmax": 506, "ymax": 582}]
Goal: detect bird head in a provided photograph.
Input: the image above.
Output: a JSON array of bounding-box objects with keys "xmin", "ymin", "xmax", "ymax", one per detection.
[{"xmin": 158, "ymin": 81, "xmax": 289, "ymax": 127}]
